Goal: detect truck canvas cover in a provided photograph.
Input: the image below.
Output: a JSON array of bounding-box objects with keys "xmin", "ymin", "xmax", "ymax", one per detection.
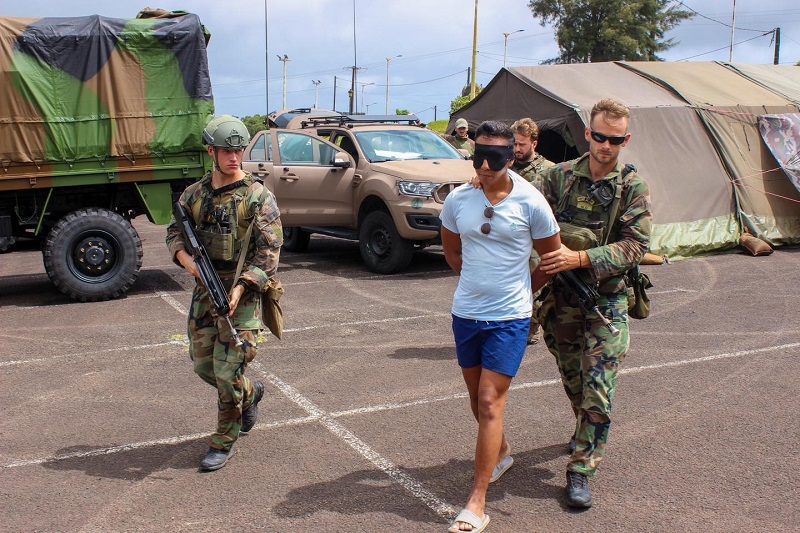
[{"xmin": 0, "ymin": 11, "xmax": 214, "ymax": 165}]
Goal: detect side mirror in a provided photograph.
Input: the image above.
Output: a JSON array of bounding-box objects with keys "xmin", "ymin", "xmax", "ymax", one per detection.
[
  {"xmin": 457, "ymin": 148, "xmax": 471, "ymax": 159},
  {"xmin": 333, "ymin": 151, "xmax": 352, "ymax": 168}
]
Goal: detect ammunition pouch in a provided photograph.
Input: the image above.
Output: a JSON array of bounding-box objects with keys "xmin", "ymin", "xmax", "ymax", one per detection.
[{"xmin": 197, "ymin": 228, "xmax": 235, "ymax": 261}]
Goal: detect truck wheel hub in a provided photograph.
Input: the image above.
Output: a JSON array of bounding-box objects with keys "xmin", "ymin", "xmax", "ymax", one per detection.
[{"xmin": 74, "ymin": 238, "xmax": 115, "ymax": 275}]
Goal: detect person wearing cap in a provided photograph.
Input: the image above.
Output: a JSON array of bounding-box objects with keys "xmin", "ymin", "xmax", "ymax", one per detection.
[
  {"xmin": 440, "ymin": 120, "xmax": 560, "ymax": 533},
  {"xmin": 166, "ymin": 115, "xmax": 284, "ymax": 471},
  {"xmin": 443, "ymin": 117, "xmax": 476, "ymax": 155}
]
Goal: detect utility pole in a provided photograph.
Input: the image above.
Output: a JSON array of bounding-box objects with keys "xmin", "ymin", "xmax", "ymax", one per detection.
[
  {"xmin": 346, "ymin": 66, "xmax": 365, "ymax": 114},
  {"xmin": 470, "ymin": 0, "xmax": 479, "ymax": 99},
  {"xmin": 312, "ymin": 80, "xmax": 321, "ymax": 109},
  {"xmin": 773, "ymin": 27, "xmax": 781, "ymax": 65},
  {"xmin": 728, "ymin": 0, "xmax": 736, "ymax": 62},
  {"xmin": 277, "ymin": 54, "xmax": 290, "ymax": 109}
]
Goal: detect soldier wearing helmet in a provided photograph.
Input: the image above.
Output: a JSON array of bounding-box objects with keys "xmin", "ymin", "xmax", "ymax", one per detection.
[{"xmin": 166, "ymin": 115, "xmax": 283, "ymax": 471}]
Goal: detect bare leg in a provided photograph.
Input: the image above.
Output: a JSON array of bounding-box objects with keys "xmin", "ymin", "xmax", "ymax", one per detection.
[{"xmin": 454, "ymin": 366, "xmax": 512, "ymax": 531}]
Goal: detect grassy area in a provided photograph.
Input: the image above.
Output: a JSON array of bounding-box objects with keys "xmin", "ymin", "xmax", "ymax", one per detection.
[{"xmin": 427, "ymin": 119, "xmax": 449, "ymax": 133}]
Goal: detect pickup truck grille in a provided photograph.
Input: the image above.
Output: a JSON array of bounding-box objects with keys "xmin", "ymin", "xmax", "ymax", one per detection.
[{"xmin": 433, "ymin": 182, "xmax": 462, "ymax": 203}]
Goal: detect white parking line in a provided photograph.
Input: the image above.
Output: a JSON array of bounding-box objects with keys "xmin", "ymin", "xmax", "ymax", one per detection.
[{"xmin": 3, "ymin": 340, "xmax": 794, "ymax": 467}]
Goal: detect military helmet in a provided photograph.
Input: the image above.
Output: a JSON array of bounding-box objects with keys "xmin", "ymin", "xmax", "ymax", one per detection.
[{"xmin": 202, "ymin": 115, "xmax": 250, "ymax": 150}]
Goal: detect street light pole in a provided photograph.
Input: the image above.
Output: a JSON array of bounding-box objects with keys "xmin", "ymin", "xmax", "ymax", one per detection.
[
  {"xmin": 359, "ymin": 82, "xmax": 374, "ymax": 113},
  {"xmin": 470, "ymin": 0, "xmax": 478, "ymax": 99},
  {"xmin": 385, "ymin": 54, "xmax": 401, "ymax": 115},
  {"xmin": 312, "ymin": 80, "xmax": 321, "ymax": 109},
  {"xmin": 365, "ymin": 102, "xmax": 377, "ymax": 114},
  {"xmin": 503, "ymin": 29, "xmax": 524, "ymax": 68},
  {"xmin": 277, "ymin": 54, "xmax": 290, "ymax": 109}
]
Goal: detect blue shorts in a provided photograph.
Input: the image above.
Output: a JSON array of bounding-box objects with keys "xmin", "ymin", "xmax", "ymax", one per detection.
[{"xmin": 451, "ymin": 315, "xmax": 530, "ymax": 377}]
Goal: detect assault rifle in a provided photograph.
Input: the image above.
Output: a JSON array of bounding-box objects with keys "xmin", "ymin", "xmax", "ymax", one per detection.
[
  {"xmin": 555, "ymin": 270, "xmax": 620, "ymax": 336},
  {"xmin": 173, "ymin": 202, "xmax": 243, "ymax": 346}
]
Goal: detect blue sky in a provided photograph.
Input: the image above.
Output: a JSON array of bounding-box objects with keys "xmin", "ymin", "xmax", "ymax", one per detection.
[{"xmin": 4, "ymin": 1, "xmax": 799, "ymax": 123}]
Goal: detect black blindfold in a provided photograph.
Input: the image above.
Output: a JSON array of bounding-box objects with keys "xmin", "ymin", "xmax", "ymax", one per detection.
[{"xmin": 473, "ymin": 143, "xmax": 514, "ymax": 171}]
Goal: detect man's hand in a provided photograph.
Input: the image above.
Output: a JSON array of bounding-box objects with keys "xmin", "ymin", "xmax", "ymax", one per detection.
[
  {"xmin": 176, "ymin": 250, "xmax": 201, "ymax": 280},
  {"xmin": 228, "ymin": 283, "xmax": 246, "ymax": 316},
  {"xmin": 468, "ymin": 175, "xmax": 483, "ymax": 190},
  {"xmin": 539, "ymin": 244, "xmax": 580, "ymax": 274}
]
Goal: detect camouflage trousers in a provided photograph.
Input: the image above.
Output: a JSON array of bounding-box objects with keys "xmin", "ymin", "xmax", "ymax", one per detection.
[
  {"xmin": 539, "ymin": 285, "xmax": 630, "ymax": 477},
  {"xmin": 189, "ymin": 313, "xmax": 260, "ymax": 452}
]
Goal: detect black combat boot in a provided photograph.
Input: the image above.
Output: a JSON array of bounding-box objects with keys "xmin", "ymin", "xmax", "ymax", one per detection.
[
  {"xmin": 200, "ymin": 447, "xmax": 233, "ymax": 471},
  {"xmin": 241, "ymin": 381, "xmax": 264, "ymax": 434},
  {"xmin": 565, "ymin": 471, "xmax": 592, "ymax": 508}
]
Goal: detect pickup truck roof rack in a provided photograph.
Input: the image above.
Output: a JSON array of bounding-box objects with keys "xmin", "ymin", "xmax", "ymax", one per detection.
[{"xmin": 301, "ymin": 114, "xmax": 421, "ymax": 129}]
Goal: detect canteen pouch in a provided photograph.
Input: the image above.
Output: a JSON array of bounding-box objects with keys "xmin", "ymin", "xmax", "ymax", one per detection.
[
  {"xmin": 261, "ymin": 278, "xmax": 285, "ymax": 339},
  {"xmin": 626, "ymin": 267, "xmax": 652, "ymax": 319}
]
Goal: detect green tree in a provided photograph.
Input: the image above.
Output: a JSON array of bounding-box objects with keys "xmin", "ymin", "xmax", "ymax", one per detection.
[
  {"xmin": 239, "ymin": 114, "xmax": 269, "ymax": 137},
  {"xmin": 449, "ymin": 84, "xmax": 482, "ymax": 115},
  {"xmin": 395, "ymin": 108, "xmax": 411, "ymax": 115},
  {"xmin": 528, "ymin": 0, "xmax": 693, "ymax": 63}
]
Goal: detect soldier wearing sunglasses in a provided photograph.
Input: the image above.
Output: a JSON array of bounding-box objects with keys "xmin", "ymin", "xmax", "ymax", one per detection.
[
  {"xmin": 536, "ymin": 99, "xmax": 652, "ymax": 508},
  {"xmin": 440, "ymin": 121, "xmax": 561, "ymax": 533}
]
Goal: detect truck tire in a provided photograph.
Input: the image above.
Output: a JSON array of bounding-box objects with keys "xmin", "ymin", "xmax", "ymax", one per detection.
[
  {"xmin": 43, "ymin": 208, "xmax": 143, "ymax": 302},
  {"xmin": 0, "ymin": 237, "xmax": 15, "ymax": 253},
  {"xmin": 359, "ymin": 211, "xmax": 414, "ymax": 274},
  {"xmin": 282, "ymin": 227, "xmax": 311, "ymax": 252}
]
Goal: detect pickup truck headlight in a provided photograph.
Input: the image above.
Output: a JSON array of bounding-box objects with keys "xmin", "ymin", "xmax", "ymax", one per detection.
[{"xmin": 397, "ymin": 181, "xmax": 439, "ymax": 198}]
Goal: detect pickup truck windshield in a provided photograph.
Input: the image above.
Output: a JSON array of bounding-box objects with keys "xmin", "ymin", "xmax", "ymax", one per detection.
[{"xmin": 354, "ymin": 129, "xmax": 463, "ymax": 163}]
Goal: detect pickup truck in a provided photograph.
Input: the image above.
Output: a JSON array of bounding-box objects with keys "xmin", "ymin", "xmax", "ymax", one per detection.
[{"xmin": 242, "ymin": 110, "xmax": 473, "ymax": 274}]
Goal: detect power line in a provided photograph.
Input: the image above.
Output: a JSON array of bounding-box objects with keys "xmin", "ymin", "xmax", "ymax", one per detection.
[{"xmin": 672, "ymin": 0, "xmax": 776, "ymax": 32}]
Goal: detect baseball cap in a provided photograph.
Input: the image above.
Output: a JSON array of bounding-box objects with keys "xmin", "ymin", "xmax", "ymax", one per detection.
[{"xmin": 455, "ymin": 118, "xmax": 468, "ymax": 129}]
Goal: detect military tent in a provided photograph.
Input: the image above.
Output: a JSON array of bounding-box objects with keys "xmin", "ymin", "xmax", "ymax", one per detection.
[{"xmin": 450, "ymin": 62, "xmax": 800, "ymax": 259}]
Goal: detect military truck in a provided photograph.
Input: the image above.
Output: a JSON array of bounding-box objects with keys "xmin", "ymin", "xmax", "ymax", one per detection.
[
  {"xmin": 0, "ymin": 10, "xmax": 213, "ymax": 301},
  {"xmin": 242, "ymin": 110, "xmax": 474, "ymax": 274}
]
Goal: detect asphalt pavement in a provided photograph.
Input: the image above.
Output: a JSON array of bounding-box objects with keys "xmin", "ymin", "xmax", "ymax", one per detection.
[{"xmin": 1, "ymin": 218, "xmax": 798, "ymax": 532}]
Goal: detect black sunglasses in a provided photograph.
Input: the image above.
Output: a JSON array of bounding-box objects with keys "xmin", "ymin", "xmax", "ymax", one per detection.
[
  {"xmin": 480, "ymin": 206, "xmax": 494, "ymax": 235},
  {"xmin": 590, "ymin": 130, "xmax": 627, "ymax": 146}
]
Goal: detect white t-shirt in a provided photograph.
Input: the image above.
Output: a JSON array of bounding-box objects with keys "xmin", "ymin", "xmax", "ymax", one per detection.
[{"xmin": 440, "ymin": 170, "xmax": 559, "ymax": 321}]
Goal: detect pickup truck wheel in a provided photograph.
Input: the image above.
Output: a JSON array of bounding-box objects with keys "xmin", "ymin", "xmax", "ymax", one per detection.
[
  {"xmin": 359, "ymin": 211, "xmax": 414, "ymax": 274},
  {"xmin": 43, "ymin": 208, "xmax": 143, "ymax": 302},
  {"xmin": 282, "ymin": 227, "xmax": 311, "ymax": 252}
]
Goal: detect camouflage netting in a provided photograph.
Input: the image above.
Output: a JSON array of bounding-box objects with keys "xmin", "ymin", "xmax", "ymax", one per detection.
[{"xmin": 0, "ymin": 11, "xmax": 214, "ymax": 164}]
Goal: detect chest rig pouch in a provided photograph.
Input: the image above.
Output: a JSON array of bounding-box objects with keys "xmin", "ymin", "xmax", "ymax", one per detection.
[
  {"xmin": 192, "ymin": 180, "xmax": 247, "ymax": 263},
  {"xmin": 555, "ymin": 177, "xmax": 616, "ymax": 251}
]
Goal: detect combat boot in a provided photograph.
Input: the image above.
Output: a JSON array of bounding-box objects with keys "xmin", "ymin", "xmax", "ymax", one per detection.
[
  {"xmin": 565, "ymin": 471, "xmax": 592, "ymax": 508},
  {"xmin": 241, "ymin": 381, "xmax": 264, "ymax": 434},
  {"xmin": 568, "ymin": 437, "xmax": 576, "ymax": 454},
  {"xmin": 200, "ymin": 447, "xmax": 233, "ymax": 471}
]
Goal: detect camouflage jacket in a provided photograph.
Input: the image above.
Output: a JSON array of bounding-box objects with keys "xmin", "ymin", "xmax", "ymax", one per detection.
[
  {"xmin": 442, "ymin": 134, "xmax": 475, "ymax": 155},
  {"xmin": 512, "ymin": 154, "xmax": 556, "ymax": 189},
  {"xmin": 539, "ymin": 153, "xmax": 652, "ymax": 294},
  {"xmin": 166, "ymin": 171, "xmax": 283, "ymax": 327}
]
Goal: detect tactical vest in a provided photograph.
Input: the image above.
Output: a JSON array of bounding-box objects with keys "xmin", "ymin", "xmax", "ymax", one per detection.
[
  {"xmin": 189, "ymin": 174, "xmax": 259, "ymax": 269},
  {"xmin": 554, "ymin": 162, "xmax": 636, "ymax": 251}
]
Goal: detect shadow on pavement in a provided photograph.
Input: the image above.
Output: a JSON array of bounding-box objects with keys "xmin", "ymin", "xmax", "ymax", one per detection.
[
  {"xmin": 42, "ymin": 439, "xmax": 205, "ymax": 481},
  {"xmin": 389, "ymin": 346, "xmax": 453, "ymax": 361},
  {"xmin": 273, "ymin": 443, "xmax": 565, "ymax": 524}
]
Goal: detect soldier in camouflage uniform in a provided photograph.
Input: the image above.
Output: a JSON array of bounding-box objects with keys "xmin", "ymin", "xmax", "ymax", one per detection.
[
  {"xmin": 536, "ymin": 99, "xmax": 651, "ymax": 507},
  {"xmin": 511, "ymin": 118, "xmax": 556, "ymax": 189},
  {"xmin": 442, "ymin": 117, "xmax": 476, "ymax": 155},
  {"xmin": 166, "ymin": 115, "xmax": 283, "ymax": 471},
  {"xmin": 511, "ymin": 118, "xmax": 557, "ymax": 346}
]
